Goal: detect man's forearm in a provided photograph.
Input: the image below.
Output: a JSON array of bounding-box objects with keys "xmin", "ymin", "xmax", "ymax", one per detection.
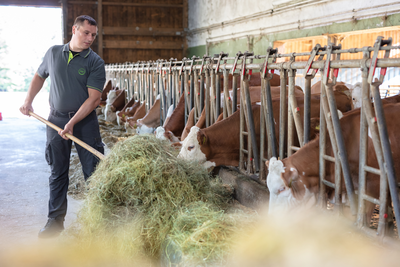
[{"xmin": 20, "ymin": 73, "xmax": 46, "ymax": 116}]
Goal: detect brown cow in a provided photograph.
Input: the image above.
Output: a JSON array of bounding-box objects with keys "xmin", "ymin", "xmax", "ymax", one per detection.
[
  {"xmin": 136, "ymin": 98, "xmax": 161, "ymax": 134},
  {"xmin": 104, "ymin": 89, "xmax": 124, "ymax": 122},
  {"xmin": 266, "ymin": 102, "xmax": 400, "ymax": 221},
  {"xmin": 100, "ymin": 80, "xmax": 113, "ymax": 106},
  {"xmin": 156, "ymin": 94, "xmax": 186, "ymax": 141},
  {"xmin": 221, "ymin": 73, "xmax": 286, "ymax": 89},
  {"xmin": 178, "ymin": 90, "xmax": 352, "ymax": 168},
  {"xmin": 125, "ymin": 102, "xmax": 147, "ymax": 132},
  {"xmin": 174, "ymin": 85, "xmax": 304, "ymax": 142},
  {"xmin": 116, "ymin": 96, "xmax": 140, "ymax": 125},
  {"xmin": 180, "ymin": 108, "xmax": 225, "ymax": 141}
]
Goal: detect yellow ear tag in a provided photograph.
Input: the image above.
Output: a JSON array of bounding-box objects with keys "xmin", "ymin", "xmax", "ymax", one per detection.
[
  {"xmin": 315, "ymin": 125, "xmax": 320, "ymax": 130},
  {"xmin": 203, "ymin": 136, "xmax": 207, "ymax": 145}
]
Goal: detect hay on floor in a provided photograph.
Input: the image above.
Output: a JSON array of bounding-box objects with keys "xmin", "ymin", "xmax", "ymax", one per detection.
[{"xmin": 67, "ymin": 134, "xmax": 254, "ymax": 265}]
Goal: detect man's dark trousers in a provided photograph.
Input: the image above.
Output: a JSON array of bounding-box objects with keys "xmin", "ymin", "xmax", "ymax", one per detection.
[{"xmin": 45, "ymin": 110, "xmax": 104, "ymax": 220}]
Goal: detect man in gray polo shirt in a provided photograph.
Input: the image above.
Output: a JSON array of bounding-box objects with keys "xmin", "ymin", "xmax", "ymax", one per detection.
[{"xmin": 20, "ymin": 15, "xmax": 105, "ymax": 238}]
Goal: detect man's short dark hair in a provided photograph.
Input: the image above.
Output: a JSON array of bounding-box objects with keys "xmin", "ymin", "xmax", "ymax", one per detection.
[{"xmin": 74, "ymin": 15, "xmax": 97, "ymax": 28}]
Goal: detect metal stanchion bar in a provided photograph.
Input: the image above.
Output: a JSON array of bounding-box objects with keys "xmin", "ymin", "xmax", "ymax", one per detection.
[
  {"xmin": 303, "ymin": 77, "xmax": 312, "ymax": 144},
  {"xmin": 279, "ymin": 70, "xmax": 287, "ymax": 159},
  {"xmin": 107, "ymin": 57, "xmax": 400, "ymax": 77},
  {"xmin": 243, "ymin": 79, "xmax": 260, "ymax": 172},
  {"xmin": 216, "ymin": 73, "xmax": 221, "ymax": 119},
  {"xmin": 200, "ymin": 73, "xmax": 205, "ymax": 114},
  {"xmin": 371, "ymin": 83, "xmax": 400, "ymax": 239}
]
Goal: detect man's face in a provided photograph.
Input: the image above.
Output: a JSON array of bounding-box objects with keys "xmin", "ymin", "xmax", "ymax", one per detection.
[{"xmin": 72, "ymin": 20, "xmax": 97, "ymax": 51}]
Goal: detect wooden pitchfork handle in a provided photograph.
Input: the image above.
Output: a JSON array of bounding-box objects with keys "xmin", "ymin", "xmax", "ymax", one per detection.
[{"xmin": 29, "ymin": 111, "xmax": 105, "ymax": 160}]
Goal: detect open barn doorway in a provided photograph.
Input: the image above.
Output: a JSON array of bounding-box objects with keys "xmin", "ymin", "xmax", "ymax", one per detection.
[{"xmin": 0, "ymin": 5, "xmax": 62, "ymax": 118}]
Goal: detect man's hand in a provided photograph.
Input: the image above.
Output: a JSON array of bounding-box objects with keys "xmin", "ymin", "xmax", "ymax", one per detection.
[
  {"xmin": 58, "ymin": 122, "xmax": 74, "ymax": 140},
  {"xmin": 19, "ymin": 102, "xmax": 34, "ymax": 116}
]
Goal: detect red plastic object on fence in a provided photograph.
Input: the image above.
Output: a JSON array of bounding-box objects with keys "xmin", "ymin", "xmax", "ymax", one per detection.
[{"xmin": 0, "ymin": 112, "xmax": 2, "ymax": 121}]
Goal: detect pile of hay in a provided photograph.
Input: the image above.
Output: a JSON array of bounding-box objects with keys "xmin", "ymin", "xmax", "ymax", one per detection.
[
  {"xmin": 68, "ymin": 134, "xmax": 255, "ymax": 265},
  {"xmin": 68, "ymin": 118, "xmax": 131, "ymax": 198}
]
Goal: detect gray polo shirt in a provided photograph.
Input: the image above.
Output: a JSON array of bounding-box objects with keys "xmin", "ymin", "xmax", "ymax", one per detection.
[{"xmin": 37, "ymin": 42, "xmax": 106, "ymax": 113}]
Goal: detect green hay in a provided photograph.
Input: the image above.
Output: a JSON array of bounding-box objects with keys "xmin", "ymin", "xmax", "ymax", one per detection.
[
  {"xmin": 165, "ymin": 202, "xmax": 256, "ymax": 266},
  {"xmin": 74, "ymin": 134, "xmax": 236, "ymax": 261}
]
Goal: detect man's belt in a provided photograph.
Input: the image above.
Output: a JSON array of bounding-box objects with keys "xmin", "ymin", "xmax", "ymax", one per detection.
[{"xmin": 50, "ymin": 109, "xmax": 77, "ymax": 119}]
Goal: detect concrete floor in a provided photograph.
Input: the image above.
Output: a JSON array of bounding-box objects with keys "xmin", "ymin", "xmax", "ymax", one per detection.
[{"xmin": 0, "ymin": 117, "xmax": 82, "ymax": 249}]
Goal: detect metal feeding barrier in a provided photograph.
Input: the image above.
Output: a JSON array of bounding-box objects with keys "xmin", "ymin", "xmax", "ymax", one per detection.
[{"xmin": 105, "ymin": 36, "xmax": 400, "ymax": 241}]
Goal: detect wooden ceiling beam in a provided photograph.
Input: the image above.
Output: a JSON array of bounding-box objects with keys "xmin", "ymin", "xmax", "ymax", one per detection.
[
  {"xmin": 103, "ymin": 40, "xmax": 183, "ymax": 50},
  {"xmin": 103, "ymin": 27, "xmax": 184, "ymax": 36},
  {"xmin": 68, "ymin": 1, "xmax": 183, "ymax": 8},
  {"xmin": 0, "ymin": 0, "xmax": 60, "ymax": 7}
]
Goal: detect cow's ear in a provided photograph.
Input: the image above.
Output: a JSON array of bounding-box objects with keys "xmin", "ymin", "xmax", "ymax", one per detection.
[{"xmin": 197, "ymin": 130, "xmax": 207, "ymax": 145}]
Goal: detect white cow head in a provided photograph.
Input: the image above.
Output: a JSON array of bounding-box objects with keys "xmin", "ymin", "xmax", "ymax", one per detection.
[
  {"xmin": 136, "ymin": 124, "xmax": 155, "ymax": 135},
  {"xmin": 155, "ymin": 126, "xmax": 167, "ymax": 140},
  {"xmin": 106, "ymin": 90, "xmax": 118, "ymax": 105},
  {"xmin": 116, "ymin": 111, "xmax": 122, "ymax": 126},
  {"xmin": 124, "ymin": 121, "xmax": 136, "ymax": 134},
  {"xmin": 177, "ymin": 126, "xmax": 216, "ymax": 169},
  {"xmin": 104, "ymin": 104, "xmax": 117, "ymax": 123},
  {"xmin": 346, "ymin": 82, "xmax": 368, "ymax": 109},
  {"xmin": 266, "ymin": 157, "xmax": 316, "ymax": 214}
]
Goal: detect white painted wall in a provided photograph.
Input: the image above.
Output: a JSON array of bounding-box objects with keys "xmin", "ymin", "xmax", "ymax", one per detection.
[{"xmin": 187, "ymin": 0, "xmax": 400, "ymax": 47}]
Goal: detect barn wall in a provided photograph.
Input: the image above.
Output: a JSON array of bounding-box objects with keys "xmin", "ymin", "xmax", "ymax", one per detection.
[
  {"xmin": 186, "ymin": 0, "xmax": 400, "ymax": 58},
  {"xmin": 65, "ymin": 0, "xmax": 187, "ymax": 64}
]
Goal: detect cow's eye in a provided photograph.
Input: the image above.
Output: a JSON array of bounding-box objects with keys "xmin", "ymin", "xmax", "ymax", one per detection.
[{"xmin": 188, "ymin": 146, "xmax": 195, "ymax": 151}]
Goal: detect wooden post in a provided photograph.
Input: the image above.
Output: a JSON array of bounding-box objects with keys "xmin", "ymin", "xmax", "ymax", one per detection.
[
  {"xmin": 97, "ymin": 0, "xmax": 103, "ymax": 58},
  {"xmin": 61, "ymin": 0, "xmax": 68, "ymax": 44}
]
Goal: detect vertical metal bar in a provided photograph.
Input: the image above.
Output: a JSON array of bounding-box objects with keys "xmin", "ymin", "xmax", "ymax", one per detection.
[
  {"xmin": 158, "ymin": 73, "xmax": 163, "ymax": 126},
  {"xmin": 184, "ymin": 71, "xmax": 189, "ymax": 125},
  {"xmin": 279, "ymin": 70, "xmax": 287, "ymax": 159},
  {"xmin": 149, "ymin": 70, "xmax": 154, "ymax": 108},
  {"xmin": 190, "ymin": 72, "xmax": 194, "ymax": 112},
  {"xmin": 287, "ymin": 71, "xmax": 295, "ymax": 157},
  {"xmin": 200, "ymin": 73, "xmax": 205, "ymax": 114},
  {"xmin": 216, "ymin": 73, "xmax": 221, "ymax": 119},
  {"xmin": 318, "ymin": 80, "xmax": 327, "ymax": 208},
  {"xmin": 205, "ymin": 69, "xmax": 210, "ymax": 127},
  {"xmin": 161, "ymin": 75, "xmax": 167, "ymax": 122},
  {"xmin": 194, "ymin": 70, "xmax": 200, "ymax": 122},
  {"xmin": 304, "ymin": 77, "xmax": 312, "ymax": 144},
  {"xmin": 260, "ymin": 79, "xmax": 266, "ymax": 181},
  {"xmin": 371, "ymin": 83, "xmax": 399, "ymax": 238},
  {"xmin": 173, "ymin": 71, "xmax": 177, "ymax": 109},
  {"xmin": 168, "ymin": 71, "xmax": 173, "ymax": 107},
  {"xmin": 243, "ymin": 79, "xmax": 260, "ymax": 171},
  {"xmin": 239, "ymin": 78, "xmax": 251, "ymax": 173},
  {"xmin": 357, "ymin": 76, "xmax": 368, "ymax": 228},
  {"xmin": 223, "ymin": 70, "xmax": 231, "ymax": 118},
  {"xmin": 288, "ymin": 69, "xmax": 304, "ymax": 146},
  {"xmin": 232, "ymin": 74, "xmax": 238, "ymax": 114},
  {"xmin": 265, "ymin": 78, "xmax": 278, "ymax": 158},
  {"xmin": 324, "ymin": 83, "xmax": 357, "ymax": 216},
  {"xmin": 239, "ymin": 85, "xmax": 245, "ymax": 172},
  {"xmin": 210, "ymin": 70, "xmax": 216, "ymax": 124},
  {"xmin": 363, "ymin": 76, "xmax": 390, "ymax": 234}
]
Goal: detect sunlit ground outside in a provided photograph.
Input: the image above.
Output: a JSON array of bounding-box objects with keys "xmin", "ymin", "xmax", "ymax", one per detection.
[{"xmin": 0, "ymin": 6, "xmax": 62, "ymax": 118}]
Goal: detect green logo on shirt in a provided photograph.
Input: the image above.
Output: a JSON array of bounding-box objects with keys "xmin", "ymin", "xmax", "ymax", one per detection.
[{"xmin": 78, "ymin": 68, "xmax": 86, "ymax": 75}]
